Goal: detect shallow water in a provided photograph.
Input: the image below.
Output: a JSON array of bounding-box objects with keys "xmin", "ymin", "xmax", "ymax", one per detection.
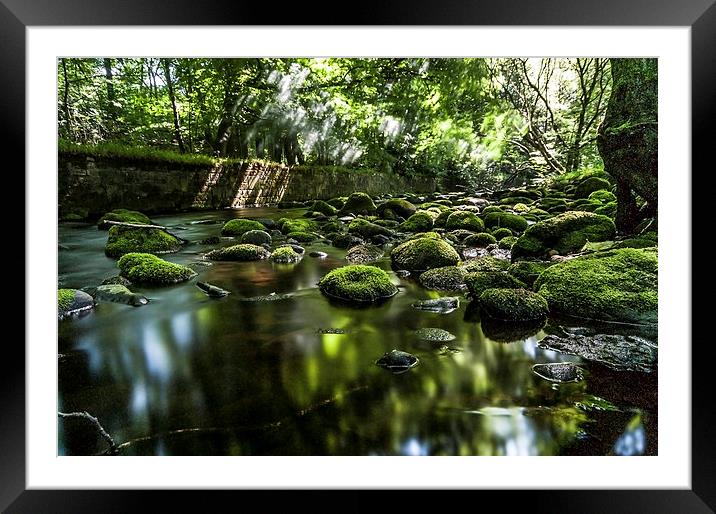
[{"xmin": 58, "ymin": 208, "xmax": 657, "ymax": 456}]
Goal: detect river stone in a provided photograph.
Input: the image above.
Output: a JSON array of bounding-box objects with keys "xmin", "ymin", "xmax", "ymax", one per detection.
[
  {"xmin": 309, "ymin": 251, "xmax": 328, "ymax": 258},
  {"xmin": 411, "ymin": 297, "xmax": 459, "ymax": 314},
  {"xmin": 394, "ymin": 269, "xmax": 411, "ymax": 278},
  {"xmin": 346, "ymin": 244, "xmax": 384, "ymax": 264},
  {"xmin": 532, "ymin": 362, "xmax": 584, "ymax": 383},
  {"xmin": 415, "ymin": 327, "xmax": 456, "ymax": 342},
  {"xmin": 290, "ymin": 244, "xmax": 306, "ymax": 255},
  {"xmin": 90, "ymin": 284, "xmax": 148, "ymax": 306},
  {"xmin": 195, "ymin": 281, "xmax": 230, "ymax": 298},
  {"xmin": 238, "ymin": 292, "xmax": 293, "ymax": 302},
  {"xmin": 317, "ymin": 328, "xmax": 346, "ymax": 334},
  {"xmin": 198, "ymin": 236, "xmax": 221, "ymax": 245},
  {"xmin": 375, "ymin": 349, "xmax": 420, "ymax": 374},
  {"xmin": 100, "ymin": 275, "xmax": 132, "ymax": 286},
  {"xmin": 58, "ymin": 289, "xmax": 94, "ymax": 320},
  {"xmin": 537, "ymin": 333, "xmax": 657, "ymax": 372}
]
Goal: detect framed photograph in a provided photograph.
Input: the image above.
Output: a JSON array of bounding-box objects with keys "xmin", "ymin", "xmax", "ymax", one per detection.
[{"xmin": 6, "ymin": 0, "xmax": 712, "ymax": 511}]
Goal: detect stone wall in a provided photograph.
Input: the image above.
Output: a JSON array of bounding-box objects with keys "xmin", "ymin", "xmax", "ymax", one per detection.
[{"xmin": 58, "ymin": 154, "xmax": 437, "ymax": 217}]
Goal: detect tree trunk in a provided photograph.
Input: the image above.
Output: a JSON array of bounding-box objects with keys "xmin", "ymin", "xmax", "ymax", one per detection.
[
  {"xmin": 161, "ymin": 59, "xmax": 186, "ymax": 153},
  {"xmin": 61, "ymin": 58, "xmax": 72, "ymax": 139}
]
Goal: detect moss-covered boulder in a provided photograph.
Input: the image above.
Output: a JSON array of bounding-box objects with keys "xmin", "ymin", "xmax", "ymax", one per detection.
[
  {"xmin": 240, "ymin": 230, "xmax": 272, "ymax": 245},
  {"xmin": 221, "ymin": 219, "xmax": 267, "ymax": 237},
  {"xmin": 310, "ymin": 200, "xmax": 338, "ymax": 216},
  {"xmin": 321, "ymin": 221, "xmax": 345, "ymax": 234},
  {"xmin": 348, "ymin": 218, "xmax": 394, "ymax": 238},
  {"xmin": 391, "ymin": 236, "xmax": 460, "ymax": 272},
  {"xmin": 479, "ymin": 288, "xmax": 549, "ymax": 322},
  {"xmin": 498, "ymin": 236, "xmax": 518, "ymax": 250},
  {"xmin": 206, "ymin": 244, "xmax": 271, "ymax": 261},
  {"xmin": 279, "ymin": 218, "xmax": 316, "ymax": 234},
  {"xmin": 483, "ymin": 212, "xmax": 528, "ymax": 232},
  {"xmin": 340, "ymin": 192, "xmax": 377, "ymax": 214},
  {"xmin": 406, "ymin": 231, "xmax": 443, "ymax": 241},
  {"xmin": 481, "ymin": 205, "xmax": 503, "ymax": 215},
  {"xmin": 327, "ymin": 197, "xmax": 346, "ymax": 209},
  {"xmin": 377, "ymin": 198, "xmax": 417, "ymax": 219},
  {"xmin": 419, "ymin": 266, "xmax": 466, "ymax": 291},
  {"xmin": 270, "ymin": 245, "xmax": 302, "ymax": 263},
  {"xmin": 446, "ymin": 211, "xmax": 484, "ymax": 232},
  {"xmin": 574, "ymin": 177, "xmax": 612, "ymax": 199},
  {"xmin": 491, "ymin": 227, "xmax": 513, "ymax": 240},
  {"xmin": 499, "ymin": 196, "xmax": 534, "ymax": 206},
  {"xmin": 464, "ymin": 271, "xmax": 525, "ymax": 298},
  {"xmin": 104, "ymin": 226, "xmax": 182, "ymax": 258},
  {"xmin": 330, "ymin": 233, "xmax": 364, "ymax": 249},
  {"xmin": 117, "ymin": 253, "xmax": 196, "ymax": 285},
  {"xmin": 97, "ymin": 209, "xmax": 152, "ymax": 230},
  {"xmin": 318, "ymin": 264, "xmax": 398, "ymax": 302},
  {"xmin": 534, "ymin": 247, "xmax": 657, "ymax": 324},
  {"xmin": 58, "ymin": 288, "xmax": 94, "ymax": 319},
  {"xmin": 511, "ymin": 211, "xmax": 616, "ymax": 260},
  {"xmin": 588, "ymin": 189, "xmax": 617, "ymax": 203},
  {"xmin": 286, "ymin": 231, "xmax": 316, "ymax": 243},
  {"xmin": 464, "ymin": 233, "xmax": 497, "ymax": 247},
  {"xmin": 433, "ymin": 209, "xmax": 453, "ymax": 228},
  {"xmin": 400, "ymin": 211, "xmax": 435, "ymax": 232},
  {"xmin": 595, "ymin": 202, "xmax": 617, "ymax": 218},
  {"xmin": 507, "ymin": 260, "xmax": 555, "ymax": 287},
  {"xmin": 460, "ymin": 256, "xmax": 510, "ymax": 273}
]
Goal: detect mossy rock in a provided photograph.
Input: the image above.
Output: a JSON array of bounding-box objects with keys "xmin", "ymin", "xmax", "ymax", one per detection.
[
  {"xmin": 612, "ymin": 235, "xmax": 658, "ymax": 249},
  {"xmin": 97, "ymin": 209, "xmax": 152, "ymax": 230},
  {"xmin": 346, "ymin": 244, "xmax": 385, "ymax": 264},
  {"xmin": 445, "ymin": 211, "xmax": 484, "ymax": 232},
  {"xmin": 340, "ymin": 192, "xmax": 377, "ymax": 214},
  {"xmin": 331, "ymin": 233, "xmax": 364, "ymax": 249},
  {"xmin": 507, "ymin": 260, "xmax": 555, "ymax": 287},
  {"xmin": 374, "ymin": 219, "xmax": 400, "ymax": 229},
  {"xmin": 287, "ymin": 231, "xmax": 316, "ymax": 243},
  {"xmin": 280, "ymin": 218, "xmax": 317, "ymax": 234},
  {"xmin": 498, "ymin": 236, "xmax": 518, "ymax": 250},
  {"xmin": 271, "ymin": 245, "xmax": 302, "ymax": 263},
  {"xmin": 377, "ymin": 198, "xmax": 417, "ymax": 219},
  {"xmin": 318, "ymin": 264, "xmax": 398, "ymax": 302},
  {"xmin": 511, "ymin": 211, "xmax": 616, "ymax": 260},
  {"xmin": 241, "ymin": 230, "xmax": 272, "ymax": 245},
  {"xmin": 575, "ymin": 177, "xmax": 612, "ymax": 198},
  {"xmin": 449, "ymin": 229, "xmax": 479, "ymax": 242},
  {"xmin": 117, "ymin": 253, "xmax": 196, "ymax": 285},
  {"xmin": 570, "ymin": 200, "xmax": 603, "ymax": 212},
  {"xmin": 594, "ymin": 202, "xmax": 617, "ymax": 218},
  {"xmin": 406, "ymin": 231, "xmax": 443, "ymax": 241},
  {"xmin": 221, "ymin": 219, "xmax": 267, "ymax": 236},
  {"xmin": 206, "ymin": 244, "xmax": 271, "ymax": 261},
  {"xmin": 348, "ymin": 218, "xmax": 394, "ymax": 238},
  {"xmin": 310, "ymin": 200, "xmax": 338, "ymax": 216},
  {"xmin": 481, "ymin": 205, "xmax": 503, "ymax": 215},
  {"xmin": 491, "ymin": 227, "xmax": 513, "ymax": 240},
  {"xmin": 104, "ymin": 226, "xmax": 182, "ymax": 258},
  {"xmin": 483, "ymin": 212, "xmax": 528, "ymax": 232},
  {"xmin": 464, "ymin": 233, "xmax": 497, "ymax": 247},
  {"xmin": 433, "ymin": 209, "xmax": 454, "ymax": 228},
  {"xmin": 327, "ymin": 197, "xmax": 346, "ymax": 209},
  {"xmin": 588, "ymin": 189, "xmax": 617, "ymax": 203},
  {"xmin": 321, "ymin": 220, "xmax": 345, "ymax": 234},
  {"xmin": 58, "ymin": 288, "xmax": 94, "ymax": 319},
  {"xmin": 464, "ymin": 271, "xmax": 526, "ymax": 298},
  {"xmin": 481, "ymin": 315, "xmax": 546, "ymax": 343},
  {"xmin": 400, "ymin": 211, "xmax": 435, "ymax": 232},
  {"xmin": 460, "ymin": 256, "xmax": 510, "ymax": 273},
  {"xmin": 419, "ymin": 266, "xmax": 466, "ymax": 291},
  {"xmin": 499, "ymin": 196, "xmax": 534, "ymax": 206},
  {"xmin": 391, "ymin": 236, "xmax": 460, "ymax": 273},
  {"xmin": 537, "ymin": 197, "xmax": 568, "ymax": 211},
  {"xmin": 479, "ymin": 288, "xmax": 549, "ymax": 321},
  {"xmin": 534, "ymin": 247, "xmax": 657, "ymax": 324}
]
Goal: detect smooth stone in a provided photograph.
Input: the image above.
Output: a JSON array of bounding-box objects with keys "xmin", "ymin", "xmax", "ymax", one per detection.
[
  {"xmin": 537, "ymin": 333, "xmax": 657, "ymax": 372},
  {"xmin": 195, "ymin": 281, "xmax": 230, "ymax": 298},
  {"xmin": 59, "ymin": 290, "xmax": 94, "ymax": 320},
  {"xmin": 415, "ymin": 327, "xmax": 456, "ymax": 342},
  {"xmin": 375, "ymin": 349, "xmax": 420, "ymax": 374},
  {"xmin": 198, "ymin": 236, "xmax": 221, "ymax": 245},
  {"xmin": 290, "ymin": 244, "xmax": 306, "ymax": 255},
  {"xmin": 100, "ymin": 275, "xmax": 132, "ymax": 286},
  {"xmin": 89, "ymin": 284, "xmax": 148, "ymax": 306},
  {"xmin": 532, "ymin": 362, "xmax": 584, "ymax": 383},
  {"xmin": 411, "ymin": 297, "xmax": 459, "ymax": 314},
  {"xmin": 238, "ymin": 292, "xmax": 293, "ymax": 302}
]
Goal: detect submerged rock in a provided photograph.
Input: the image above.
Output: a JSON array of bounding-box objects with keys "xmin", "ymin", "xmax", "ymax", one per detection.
[
  {"xmin": 309, "ymin": 251, "xmax": 328, "ymax": 259},
  {"xmin": 346, "ymin": 244, "xmax": 384, "ymax": 264},
  {"xmin": 198, "ymin": 236, "xmax": 221, "ymax": 245},
  {"xmin": 411, "ymin": 297, "xmax": 459, "ymax": 314},
  {"xmin": 58, "ymin": 289, "xmax": 94, "ymax": 320},
  {"xmin": 532, "ymin": 362, "xmax": 584, "ymax": 383},
  {"xmin": 415, "ymin": 327, "xmax": 456, "ymax": 342},
  {"xmin": 537, "ymin": 333, "xmax": 657, "ymax": 372},
  {"xmin": 375, "ymin": 349, "xmax": 420, "ymax": 374},
  {"xmin": 86, "ymin": 284, "xmax": 148, "ymax": 306},
  {"xmin": 195, "ymin": 281, "xmax": 230, "ymax": 298},
  {"xmin": 318, "ymin": 265, "xmax": 398, "ymax": 303}
]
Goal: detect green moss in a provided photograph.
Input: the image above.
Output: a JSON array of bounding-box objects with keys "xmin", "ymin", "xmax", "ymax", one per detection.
[
  {"xmin": 331, "ymin": 233, "xmax": 361, "ymax": 249},
  {"xmin": 117, "ymin": 252, "xmax": 195, "ymax": 284},
  {"xmin": 419, "ymin": 202, "xmax": 450, "ymax": 211},
  {"xmin": 348, "ymin": 218, "xmax": 394, "ymax": 238},
  {"xmin": 570, "ymin": 200, "xmax": 603, "ymax": 212},
  {"xmin": 419, "ymin": 266, "xmax": 466, "ymax": 291},
  {"xmin": 512, "ymin": 211, "xmax": 616, "ymax": 260},
  {"xmin": 97, "ymin": 208, "xmax": 152, "ymax": 229},
  {"xmin": 527, "ymin": 208, "xmax": 551, "ymax": 219},
  {"xmin": 464, "ymin": 271, "xmax": 525, "ymax": 298},
  {"xmin": 588, "ymin": 189, "xmax": 617, "ymax": 203},
  {"xmin": 479, "ymin": 288, "xmax": 549, "ymax": 321},
  {"xmin": 270, "ymin": 245, "xmax": 302, "ymax": 263},
  {"xmin": 406, "ymin": 231, "xmax": 443, "ymax": 241},
  {"xmin": 594, "ymin": 201, "xmax": 617, "ymax": 218},
  {"xmin": 400, "ymin": 211, "xmax": 435, "ymax": 232},
  {"xmin": 491, "ymin": 227, "xmax": 513, "ymax": 240},
  {"xmin": 377, "ymin": 198, "xmax": 417, "ymax": 219},
  {"xmin": 281, "ymin": 218, "xmax": 317, "ymax": 234},
  {"xmin": 507, "ymin": 260, "xmax": 555, "ymax": 287},
  {"xmin": 391, "ymin": 236, "xmax": 460, "ymax": 272},
  {"xmin": 321, "ymin": 221, "xmax": 345, "ymax": 233},
  {"xmin": 537, "ymin": 197, "xmax": 568, "ymax": 211},
  {"xmin": 460, "ymin": 256, "xmax": 510, "ymax": 273},
  {"xmin": 534, "ymin": 248, "xmax": 657, "ymax": 323},
  {"xmin": 105, "ymin": 226, "xmax": 182, "ymax": 258},
  {"xmin": 206, "ymin": 243, "xmax": 271, "ymax": 261},
  {"xmin": 221, "ymin": 219, "xmax": 267, "ymax": 236},
  {"xmin": 483, "ymin": 212, "xmax": 528, "ymax": 232},
  {"xmin": 374, "ymin": 219, "xmax": 400, "ymax": 229},
  {"xmin": 241, "ymin": 230, "xmax": 272, "ymax": 245},
  {"xmin": 58, "ymin": 288, "xmax": 75, "ymax": 311},
  {"xmin": 499, "ymin": 196, "xmax": 534, "ymax": 205},
  {"xmin": 433, "ymin": 209, "xmax": 454, "ymax": 228},
  {"xmin": 512, "ymin": 203, "xmax": 530, "ymax": 213},
  {"xmin": 340, "ymin": 192, "xmax": 377, "ymax": 214},
  {"xmin": 464, "ymin": 232, "xmax": 497, "ymax": 247},
  {"xmin": 285, "ymin": 231, "xmax": 315, "ymax": 242},
  {"xmin": 481, "ymin": 205, "xmax": 503, "ymax": 215},
  {"xmin": 318, "ymin": 264, "xmax": 398, "ymax": 302},
  {"xmin": 575, "ymin": 177, "xmax": 612, "ymax": 198},
  {"xmin": 446, "ymin": 211, "xmax": 484, "ymax": 232},
  {"xmin": 498, "ymin": 235, "xmax": 519, "ymax": 249},
  {"xmin": 309, "ymin": 200, "xmax": 338, "ymax": 216},
  {"xmin": 327, "ymin": 197, "xmax": 346, "ymax": 209}
]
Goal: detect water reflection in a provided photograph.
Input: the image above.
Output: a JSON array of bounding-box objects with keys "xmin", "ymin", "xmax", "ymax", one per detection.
[{"xmin": 58, "ymin": 209, "xmax": 657, "ymax": 456}]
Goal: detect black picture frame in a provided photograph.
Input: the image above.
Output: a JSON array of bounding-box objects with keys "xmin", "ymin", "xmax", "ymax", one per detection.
[{"xmin": 5, "ymin": 1, "xmax": 713, "ymax": 512}]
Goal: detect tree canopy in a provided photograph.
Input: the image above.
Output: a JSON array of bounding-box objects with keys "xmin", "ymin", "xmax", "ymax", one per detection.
[{"xmin": 58, "ymin": 57, "xmax": 611, "ymax": 188}]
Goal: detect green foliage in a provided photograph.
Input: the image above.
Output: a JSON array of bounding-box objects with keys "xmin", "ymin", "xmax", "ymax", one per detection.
[
  {"xmin": 105, "ymin": 226, "xmax": 182, "ymax": 258},
  {"xmin": 206, "ymin": 244, "xmax": 271, "ymax": 261},
  {"xmin": 535, "ymin": 247, "xmax": 657, "ymax": 323},
  {"xmin": 117, "ymin": 252, "xmax": 195, "ymax": 284},
  {"xmin": 221, "ymin": 219, "xmax": 267, "ymax": 236},
  {"xmin": 479, "ymin": 288, "xmax": 549, "ymax": 321},
  {"xmin": 391, "ymin": 236, "xmax": 460, "ymax": 272},
  {"xmin": 318, "ymin": 265, "xmax": 397, "ymax": 302}
]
